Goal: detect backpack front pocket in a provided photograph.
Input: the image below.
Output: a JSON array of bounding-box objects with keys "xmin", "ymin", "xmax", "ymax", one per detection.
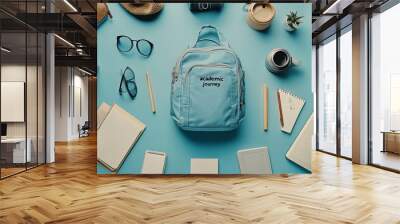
[{"xmin": 184, "ymin": 64, "xmax": 238, "ymax": 130}]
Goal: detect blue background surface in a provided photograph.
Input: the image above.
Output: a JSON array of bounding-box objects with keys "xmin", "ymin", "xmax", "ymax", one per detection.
[{"xmin": 97, "ymin": 3, "xmax": 312, "ymax": 174}]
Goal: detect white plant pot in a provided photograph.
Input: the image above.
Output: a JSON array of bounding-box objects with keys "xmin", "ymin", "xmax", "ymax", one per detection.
[{"xmin": 284, "ymin": 18, "xmax": 298, "ymax": 32}]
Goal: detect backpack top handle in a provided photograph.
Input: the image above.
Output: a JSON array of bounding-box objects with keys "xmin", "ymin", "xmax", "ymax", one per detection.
[{"xmin": 194, "ymin": 25, "xmax": 228, "ymax": 48}]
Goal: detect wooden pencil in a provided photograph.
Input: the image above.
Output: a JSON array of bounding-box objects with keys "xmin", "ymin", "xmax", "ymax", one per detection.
[
  {"xmin": 277, "ymin": 90, "xmax": 284, "ymax": 127},
  {"xmin": 263, "ymin": 84, "xmax": 268, "ymax": 131},
  {"xmin": 146, "ymin": 72, "xmax": 156, "ymax": 113}
]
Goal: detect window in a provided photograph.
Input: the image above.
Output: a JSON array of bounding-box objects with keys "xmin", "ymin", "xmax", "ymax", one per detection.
[
  {"xmin": 0, "ymin": 1, "xmax": 47, "ymax": 179},
  {"xmin": 339, "ymin": 28, "xmax": 352, "ymax": 158},
  {"xmin": 370, "ymin": 3, "xmax": 400, "ymax": 171},
  {"xmin": 390, "ymin": 74, "xmax": 400, "ymax": 130},
  {"xmin": 317, "ymin": 36, "xmax": 337, "ymax": 155},
  {"xmin": 316, "ymin": 26, "xmax": 353, "ymax": 159}
]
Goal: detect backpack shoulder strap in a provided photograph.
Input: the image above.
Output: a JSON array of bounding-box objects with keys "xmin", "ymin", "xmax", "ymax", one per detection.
[{"xmin": 193, "ymin": 25, "xmax": 229, "ymax": 48}]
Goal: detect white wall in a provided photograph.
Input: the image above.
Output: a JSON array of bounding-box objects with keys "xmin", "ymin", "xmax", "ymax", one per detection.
[
  {"xmin": 1, "ymin": 65, "xmax": 24, "ymax": 166},
  {"xmin": 54, "ymin": 67, "xmax": 89, "ymax": 141},
  {"xmin": 1, "ymin": 65, "xmax": 39, "ymax": 137},
  {"xmin": 1, "ymin": 64, "xmax": 46, "ymax": 164},
  {"xmin": 55, "ymin": 67, "xmax": 70, "ymax": 141},
  {"xmin": 1, "ymin": 65, "xmax": 27, "ymax": 139},
  {"xmin": 71, "ymin": 73, "xmax": 89, "ymax": 138}
]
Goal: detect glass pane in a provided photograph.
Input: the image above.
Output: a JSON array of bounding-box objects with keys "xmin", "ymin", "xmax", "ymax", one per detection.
[
  {"xmin": 340, "ymin": 29, "xmax": 352, "ymax": 158},
  {"xmin": 26, "ymin": 0, "xmax": 40, "ymax": 169},
  {"xmin": 1, "ymin": 31, "xmax": 27, "ymax": 177},
  {"xmin": 318, "ymin": 37, "xmax": 337, "ymax": 154},
  {"xmin": 312, "ymin": 46, "xmax": 317, "ymax": 150},
  {"xmin": 371, "ymin": 4, "xmax": 400, "ymax": 171},
  {"xmin": 0, "ymin": 0, "xmax": 46, "ymax": 178},
  {"xmin": 38, "ymin": 33, "xmax": 45, "ymax": 165},
  {"xmin": 27, "ymin": 31, "xmax": 38, "ymax": 169}
]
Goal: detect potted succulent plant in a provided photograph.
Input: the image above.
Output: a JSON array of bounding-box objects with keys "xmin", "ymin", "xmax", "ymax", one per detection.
[{"xmin": 284, "ymin": 11, "xmax": 303, "ymax": 32}]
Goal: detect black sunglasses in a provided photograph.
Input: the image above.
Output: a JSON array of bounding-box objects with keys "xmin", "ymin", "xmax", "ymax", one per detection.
[
  {"xmin": 119, "ymin": 66, "xmax": 137, "ymax": 100},
  {"xmin": 117, "ymin": 35, "xmax": 154, "ymax": 57}
]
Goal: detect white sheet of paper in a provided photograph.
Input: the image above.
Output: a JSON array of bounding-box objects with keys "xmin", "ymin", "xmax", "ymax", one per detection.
[
  {"xmin": 237, "ymin": 147, "xmax": 272, "ymax": 174},
  {"xmin": 286, "ymin": 114, "xmax": 314, "ymax": 171},
  {"xmin": 190, "ymin": 158, "xmax": 218, "ymax": 174},
  {"xmin": 97, "ymin": 104, "xmax": 145, "ymax": 172},
  {"xmin": 142, "ymin": 151, "xmax": 166, "ymax": 174}
]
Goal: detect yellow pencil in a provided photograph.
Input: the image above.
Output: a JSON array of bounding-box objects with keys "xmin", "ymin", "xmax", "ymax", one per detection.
[
  {"xmin": 263, "ymin": 84, "xmax": 268, "ymax": 131},
  {"xmin": 146, "ymin": 72, "xmax": 156, "ymax": 113}
]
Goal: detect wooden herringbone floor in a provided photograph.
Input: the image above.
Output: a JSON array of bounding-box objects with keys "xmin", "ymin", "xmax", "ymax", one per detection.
[{"xmin": 1, "ymin": 135, "xmax": 400, "ymax": 224}]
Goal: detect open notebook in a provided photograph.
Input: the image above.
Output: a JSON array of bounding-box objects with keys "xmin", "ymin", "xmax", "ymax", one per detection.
[
  {"xmin": 286, "ymin": 114, "xmax": 314, "ymax": 171},
  {"xmin": 277, "ymin": 89, "xmax": 305, "ymax": 134},
  {"xmin": 97, "ymin": 104, "xmax": 146, "ymax": 172}
]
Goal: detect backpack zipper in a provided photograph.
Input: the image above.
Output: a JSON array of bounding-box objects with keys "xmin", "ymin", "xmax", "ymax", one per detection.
[
  {"xmin": 173, "ymin": 49, "xmax": 232, "ymax": 82},
  {"xmin": 179, "ymin": 47, "xmax": 238, "ymax": 68}
]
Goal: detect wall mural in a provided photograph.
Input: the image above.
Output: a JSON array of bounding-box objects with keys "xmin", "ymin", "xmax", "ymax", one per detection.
[{"xmin": 97, "ymin": 3, "xmax": 313, "ymax": 174}]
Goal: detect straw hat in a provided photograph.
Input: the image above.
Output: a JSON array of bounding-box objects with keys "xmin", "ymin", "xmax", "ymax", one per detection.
[
  {"xmin": 246, "ymin": 3, "xmax": 276, "ymax": 31},
  {"xmin": 97, "ymin": 3, "xmax": 110, "ymax": 24},
  {"xmin": 120, "ymin": 3, "xmax": 164, "ymax": 17}
]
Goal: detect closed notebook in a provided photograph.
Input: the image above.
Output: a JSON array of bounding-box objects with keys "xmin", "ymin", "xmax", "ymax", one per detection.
[
  {"xmin": 237, "ymin": 147, "xmax": 272, "ymax": 174},
  {"xmin": 286, "ymin": 114, "xmax": 314, "ymax": 171},
  {"xmin": 97, "ymin": 104, "xmax": 146, "ymax": 172},
  {"xmin": 97, "ymin": 102, "xmax": 111, "ymax": 129},
  {"xmin": 277, "ymin": 89, "xmax": 305, "ymax": 133},
  {"xmin": 141, "ymin": 151, "xmax": 166, "ymax": 174}
]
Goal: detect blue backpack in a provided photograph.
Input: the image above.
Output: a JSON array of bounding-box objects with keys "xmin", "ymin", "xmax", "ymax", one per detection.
[{"xmin": 171, "ymin": 25, "xmax": 245, "ymax": 131}]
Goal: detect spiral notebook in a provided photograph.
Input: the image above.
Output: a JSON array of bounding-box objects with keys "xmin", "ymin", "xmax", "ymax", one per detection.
[{"xmin": 277, "ymin": 89, "xmax": 305, "ymax": 134}]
